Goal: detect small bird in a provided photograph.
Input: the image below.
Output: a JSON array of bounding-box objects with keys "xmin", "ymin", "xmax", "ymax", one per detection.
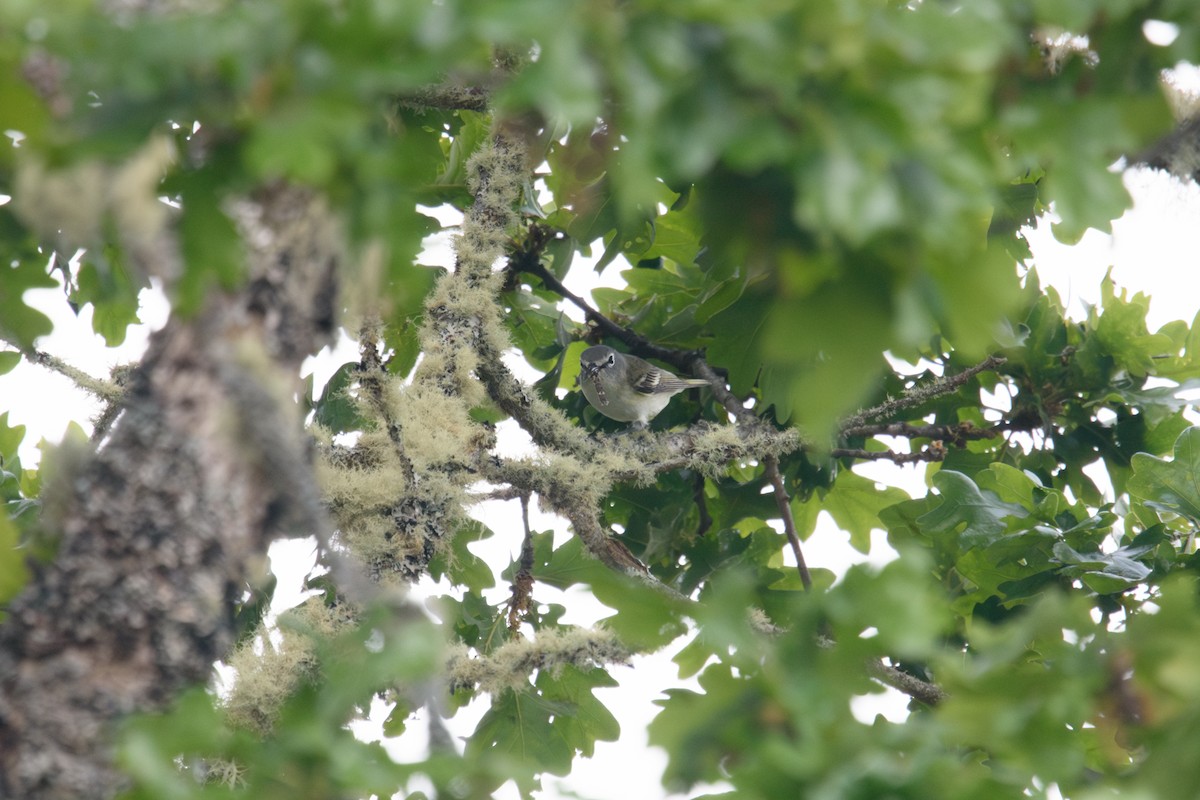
[{"xmin": 579, "ymin": 345, "xmax": 708, "ymax": 427}]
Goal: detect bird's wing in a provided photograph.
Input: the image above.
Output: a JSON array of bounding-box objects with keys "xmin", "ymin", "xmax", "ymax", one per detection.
[{"xmin": 632, "ymin": 367, "xmax": 664, "ymax": 395}]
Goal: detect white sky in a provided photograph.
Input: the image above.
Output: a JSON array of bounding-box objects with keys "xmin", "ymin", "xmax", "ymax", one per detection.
[{"xmin": 3, "ymin": 166, "xmax": 1200, "ymax": 799}]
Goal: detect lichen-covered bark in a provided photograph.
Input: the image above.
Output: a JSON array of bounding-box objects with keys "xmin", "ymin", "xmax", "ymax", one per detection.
[{"xmin": 0, "ymin": 185, "xmax": 338, "ymax": 799}]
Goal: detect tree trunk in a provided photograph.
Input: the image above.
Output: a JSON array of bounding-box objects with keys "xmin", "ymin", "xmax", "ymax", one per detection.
[{"xmin": 0, "ymin": 185, "xmax": 338, "ymax": 799}]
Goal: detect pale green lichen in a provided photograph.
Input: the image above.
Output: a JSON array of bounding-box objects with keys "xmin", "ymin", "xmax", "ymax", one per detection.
[
  {"xmin": 396, "ymin": 372, "xmax": 492, "ymax": 463},
  {"xmin": 316, "ymin": 426, "xmax": 467, "ymax": 586},
  {"xmin": 453, "ymin": 139, "xmax": 524, "ymax": 282},
  {"xmin": 316, "ymin": 430, "xmax": 411, "ymax": 510},
  {"xmin": 222, "ymin": 598, "xmax": 353, "ymax": 735},
  {"xmin": 14, "ymin": 136, "xmax": 176, "ymax": 274},
  {"xmin": 445, "ymin": 628, "xmax": 632, "ymax": 695},
  {"xmin": 202, "ymin": 759, "xmax": 247, "ymax": 788},
  {"xmin": 686, "ymin": 423, "xmax": 766, "ymax": 478}
]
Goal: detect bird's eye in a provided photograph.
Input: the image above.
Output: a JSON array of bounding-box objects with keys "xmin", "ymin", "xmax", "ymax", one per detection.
[{"xmin": 607, "ymin": 354, "xmax": 615, "ymax": 366}]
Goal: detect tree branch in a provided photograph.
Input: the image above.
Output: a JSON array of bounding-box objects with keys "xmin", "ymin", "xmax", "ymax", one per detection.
[
  {"xmin": 479, "ymin": 456, "xmax": 647, "ymax": 575},
  {"xmin": 829, "ymin": 445, "xmax": 947, "ymax": 464},
  {"xmin": 397, "ymin": 84, "xmax": 490, "ymax": 113},
  {"xmin": 355, "ymin": 319, "xmax": 417, "ymax": 487},
  {"xmin": 511, "ymin": 242, "xmax": 703, "ymax": 370},
  {"xmin": 765, "ymin": 455, "xmax": 813, "ymax": 592},
  {"xmin": 14, "ymin": 347, "xmax": 124, "ymax": 403},
  {"xmin": 446, "ymin": 628, "xmax": 632, "ymax": 695},
  {"xmin": 1135, "ymin": 113, "xmax": 1200, "ymax": 183},
  {"xmin": 866, "ymin": 659, "xmax": 948, "ymax": 707},
  {"xmin": 841, "ymin": 420, "xmax": 1002, "ymax": 442},
  {"xmin": 841, "ymin": 355, "xmax": 1007, "ymax": 430},
  {"xmin": 0, "ymin": 184, "xmax": 341, "ymax": 799}
]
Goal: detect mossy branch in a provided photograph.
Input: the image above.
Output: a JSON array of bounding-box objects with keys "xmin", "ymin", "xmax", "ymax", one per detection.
[
  {"xmin": 866, "ymin": 658, "xmax": 948, "ymax": 707},
  {"xmin": 478, "ymin": 455, "xmax": 646, "ymax": 574},
  {"xmin": 21, "ymin": 348, "xmax": 124, "ymax": 402},
  {"xmin": 3, "ymin": 344, "xmax": 129, "ymax": 441},
  {"xmin": 355, "ymin": 319, "xmax": 416, "ymax": 486},
  {"xmin": 446, "ymin": 628, "xmax": 633, "ymax": 695},
  {"xmin": 841, "ymin": 355, "xmax": 1008, "ymax": 429}
]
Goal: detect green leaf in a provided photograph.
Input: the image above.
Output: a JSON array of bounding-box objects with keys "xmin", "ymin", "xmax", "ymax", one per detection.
[
  {"xmin": 0, "ymin": 412, "xmax": 26, "ymax": 464},
  {"xmin": 535, "ymin": 665, "xmax": 620, "ymax": 756},
  {"xmin": 556, "ymin": 340, "xmax": 587, "ymax": 393},
  {"xmin": 0, "ymin": 247, "xmax": 56, "ymax": 349},
  {"xmin": 815, "ymin": 469, "xmax": 910, "ymax": 553},
  {"xmin": 0, "ymin": 351, "xmax": 20, "ymax": 376},
  {"xmin": 592, "ymin": 569, "xmax": 689, "ymax": 650},
  {"xmin": 244, "ymin": 96, "xmax": 367, "ymax": 185},
  {"xmin": 427, "ymin": 519, "xmax": 496, "ymax": 591},
  {"xmin": 533, "ymin": 536, "xmax": 608, "ymax": 590},
  {"xmin": 1052, "ymin": 539, "xmax": 1151, "ymax": 594},
  {"xmin": 311, "ymin": 361, "xmax": 368, "ymax": 434},
  {"xmin": 953, "ymin": 527, "xmax": 1061, "ymax": 609},
  {"xmin": 707, "ymin": 291, "xmax": 770, "ymax": 399},
  {"xmin": 1128, "ymin": 427, "xmax": 1200, "ymax": 526},
  {"xmin": 71, "ymin": 251, "xmax": 145, "ymax": 346},
  {"xmin": 173, "ymin": 168, "xmax": 245, "ymax": 315},
  {"xmin": 918, "ymin": 471, "xmax": 1028, "ymax": 549},
  {"xmin": 437, "ymin": 109, "xmax": 491, "ymax": 190},
  {"xmin": 829, "ymin": 547, "xmax": 951, "ymax": 658},
  {"xmin": 0, "ymin": 512, "xmax": 30, "ymax": 606},
  {"xmin": 0, "ymin": 53, "xmax": 50, "ymax": 155},
  {"xmin": 761, "ymin": 274, "xmax": 893, "ymax": 432},
  {"xmin": 382, "ymin": 698, "xmax": 412, "ymax": 738},
  {"xmin": 648, "ymin": 663, "xmax": 761, "ymax": 791},
  {"xmin": 383, "ymin": 262, "xmax": 442, "ymax": 379},
  {"xmin": 505, "ymin": 290, "xmax": 563, "ymax": 371},
  {"xmin": 466, "ymin": 686, "xmax": 574, "ymax": 794},
  {"xmin": 635, "ymin": 205, "xmax": 703, "ymax": 266},
  {"xmin": 429, "ymin": 591, "xmax": 509, "ymax": 654},
  {"xmin": 1084, "ymin": 275, "xmax": 1176, "ymax": 379}
]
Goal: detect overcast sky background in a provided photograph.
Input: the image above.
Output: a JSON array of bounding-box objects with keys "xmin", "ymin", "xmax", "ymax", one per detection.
[{"xmin": 2, "ymin": 162, "xmax": 1200, "ymax": 799}]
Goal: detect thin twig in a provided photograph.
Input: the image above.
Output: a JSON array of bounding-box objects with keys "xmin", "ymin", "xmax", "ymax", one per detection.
[
  {"xmin": 511, "ymin": 246, "xmax": 703, "ymax": 371},
  {"xmin": 829, "ymin": 446, "xmax": 947, "ymax": 464},
  {"xmin": 841, "ymin": 420, "xmax": 1001, "ymax": 442},
  {"xmin": 506, "ymin": 493, "xmax": 537, "ymax": 631},
  {"xmin": 693, "ymin": 472, "xmax": 712, "ymax": 537},
  {"xmin": 817, "ymin": 635, "xmax": 947, "ymax": 706},
  {"xmin": 4, "ymin": 345, "xmax": 129, "ymax": 443},
  {"xmin": 765, "ymin": 455, "xmax": 813, "ymax": 592},
  {"xmin": 472, "ymin": 485, "xmax": 528, "ymax": 502},
  {"xmin": 687, "ymin": 356, "xmax": 752, "ymax": 424}
]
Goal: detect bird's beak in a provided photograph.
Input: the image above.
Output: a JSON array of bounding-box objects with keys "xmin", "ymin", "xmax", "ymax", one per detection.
[{"xmin": 582, "ymin": 363, "xmax": 600, "ymax": 380}]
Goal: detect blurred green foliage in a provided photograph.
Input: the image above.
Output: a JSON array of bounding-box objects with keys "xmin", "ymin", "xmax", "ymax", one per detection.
[{"xmin": 3, "ymin": 0, "xmax": 1200, "ymax": 798}]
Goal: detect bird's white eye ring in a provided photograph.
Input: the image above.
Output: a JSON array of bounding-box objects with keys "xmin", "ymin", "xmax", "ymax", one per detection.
[{"xmin": 607, "ymin": 353, "xmax": 615, "ymax": 366}]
